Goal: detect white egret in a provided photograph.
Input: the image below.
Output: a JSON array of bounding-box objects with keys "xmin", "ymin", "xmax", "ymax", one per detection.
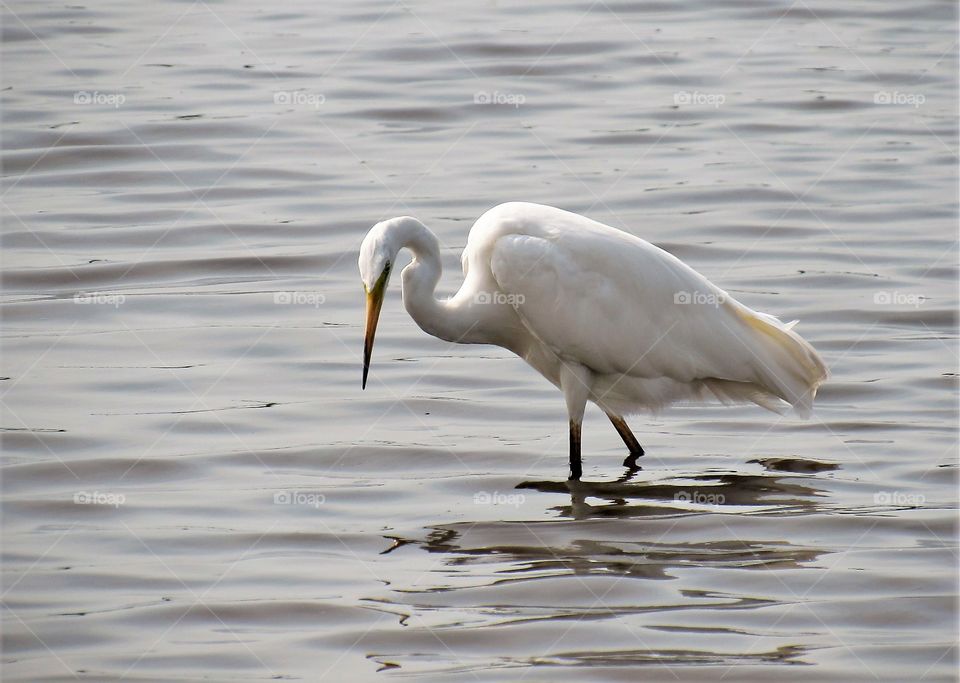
[{"xmin": 359, "ymin": 202, "xmax": 827, "ymax": 480}]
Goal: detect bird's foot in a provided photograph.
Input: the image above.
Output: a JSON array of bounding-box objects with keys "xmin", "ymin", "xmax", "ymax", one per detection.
[
  {"xmin": 622, "ymin": 448, "xmax": 644, "ymax": 468},
  {"xmin": 616, "ymin": 452, "xmax": 644, "ymax": 483}
]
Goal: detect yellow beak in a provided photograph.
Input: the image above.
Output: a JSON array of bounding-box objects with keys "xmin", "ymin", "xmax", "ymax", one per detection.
[{"xmin": 362, "ymin": 271, "xmax": 388, "ymax": 389}]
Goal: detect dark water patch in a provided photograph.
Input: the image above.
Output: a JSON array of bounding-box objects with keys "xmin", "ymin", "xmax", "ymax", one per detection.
[{"xmin": 2, "ymin": 253, "xmax": 344, "ymax": 292}]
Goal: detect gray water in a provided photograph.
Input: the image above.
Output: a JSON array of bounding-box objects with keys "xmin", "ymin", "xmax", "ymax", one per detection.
[{"xmin": 1, "ymin": 0, "xmax": 958, "ymax": 680}]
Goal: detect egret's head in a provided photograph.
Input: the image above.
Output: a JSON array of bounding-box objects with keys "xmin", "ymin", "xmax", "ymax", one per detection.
[{"xmin": 358, "ymin": 219, "xmax": 407, "ymax": 389}]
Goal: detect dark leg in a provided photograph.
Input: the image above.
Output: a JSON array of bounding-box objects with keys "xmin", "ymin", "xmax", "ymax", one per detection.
[
  {"xmin": 559, "ymin": 363, "xmax": 590, "ymax": 482},
  {"xmin": 607, "ymin": 413, "xmax": 644, "ymax": 465},
  {"xmin": 568, "ymin": 419, "xmax": 582, "ymax": 481}
]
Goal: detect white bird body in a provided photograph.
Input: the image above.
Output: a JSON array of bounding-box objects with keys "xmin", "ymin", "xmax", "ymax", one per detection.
[{"xmin": 359, "ymin": 202, "xmax": 827, "ymax": 479}]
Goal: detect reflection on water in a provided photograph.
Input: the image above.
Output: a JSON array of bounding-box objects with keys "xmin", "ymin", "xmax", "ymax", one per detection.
[
  {"xmin": 365, "ymin": 469, "xmax": 830, "ymax": 676},
  {"xmin": 398, "ymin": 520, "xmax": 824, "ymax": 583},
  {"xmin": 358, "ymin": 452, "xmax": 953, "ymax": 679},
  {"xmin": 387, "ymin": 466, "xmax": 829, "ymax": 591},
  {"xmin": 517, "ymin": 465, "xmax": 829, "ymax": 519},
  {"xmin": 368, "ymin": 640, "xmax": 814, "ymax": 674},
  {"xmin": 521, "ymin": 643, "xmax": 813, "ymax": 668}
]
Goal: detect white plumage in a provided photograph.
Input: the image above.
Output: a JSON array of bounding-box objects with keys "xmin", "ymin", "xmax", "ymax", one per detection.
[{"xmin": 359, "ymin": 202, "xmax": 827, "ymax": 479}]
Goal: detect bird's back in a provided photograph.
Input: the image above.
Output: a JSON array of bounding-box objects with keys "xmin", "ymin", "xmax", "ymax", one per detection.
[{"xmin": 465, "ymin": 202, "xmax": 827, "ymax": 415}]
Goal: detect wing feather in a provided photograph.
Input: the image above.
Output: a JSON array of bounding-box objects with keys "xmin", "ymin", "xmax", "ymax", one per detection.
[{"xmin": 489, "ymin": 226, "xmax": 825, "ymax": 411}]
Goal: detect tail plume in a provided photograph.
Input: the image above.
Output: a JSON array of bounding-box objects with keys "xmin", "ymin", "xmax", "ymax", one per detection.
[{"xmin": 732, "ymin": 306, "xmax": 828, "ymax": 418}]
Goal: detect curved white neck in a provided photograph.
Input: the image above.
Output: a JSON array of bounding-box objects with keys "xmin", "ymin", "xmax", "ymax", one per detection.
[{"xmin": 386, "ymin": 219, "xmax": 473, "ymax": 345}]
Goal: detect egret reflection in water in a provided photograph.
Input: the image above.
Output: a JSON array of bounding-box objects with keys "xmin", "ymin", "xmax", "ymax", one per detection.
[{"xmin": 367, "ymin": 468, "xmax": 830, "ymax": 674}]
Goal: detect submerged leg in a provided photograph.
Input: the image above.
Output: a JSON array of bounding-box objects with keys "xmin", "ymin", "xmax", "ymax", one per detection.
[
  {"xmin": 560, "ymin": 363, "xmax": 591, "ymax": 481},
  {"xmin": 568, "ymin": 419, "xmax": 582, "ymax": 481},
  {"xmin": 607, "ymin": 413, "xmax": 645, "ymax": 465}
]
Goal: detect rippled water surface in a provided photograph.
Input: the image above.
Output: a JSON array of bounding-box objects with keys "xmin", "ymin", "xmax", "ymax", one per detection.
[{"xmin": 2, "ymin": 0, "xmax": 958, "ymax": 680}]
